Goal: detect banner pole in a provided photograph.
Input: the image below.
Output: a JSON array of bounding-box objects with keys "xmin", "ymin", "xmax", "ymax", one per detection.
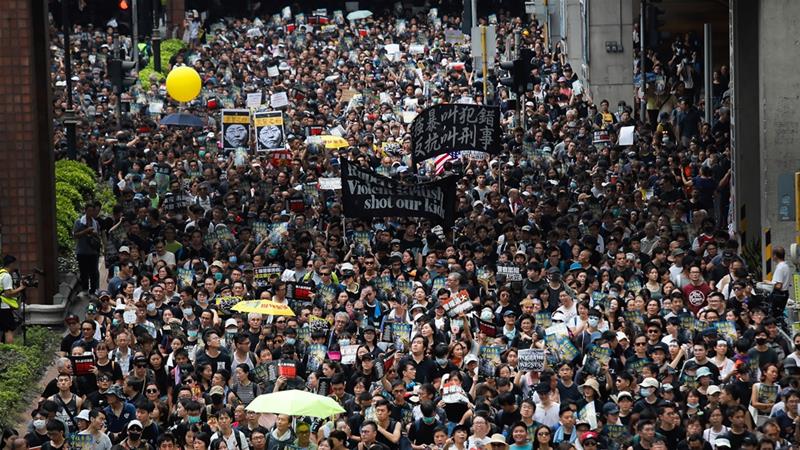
[{"xmin": 481, "ymin": 26, "xmax": 488, "ymax": 101}]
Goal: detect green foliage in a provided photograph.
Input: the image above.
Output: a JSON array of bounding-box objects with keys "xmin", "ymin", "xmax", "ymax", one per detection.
[
  {"xmin": 138, "ymin": 38, "xmax": 186, "ymax": 88},
  {"xmin": 139, "ymin": 67, "xmax": 165, "ymax": 91},
  {"xmin": 55, "ymin": 181, "xmax": 82, "ymax": 210},
  {"xmin": 0, "ymin": 326, "xmax": 58, "ymax": 428},
  {"xmin": 54, "ymin": 160, "xmax": 115, "ymax": 252},
  {"xmin": 55, "ymin": 164, "xmax": 95, "ymax": 196},
  {"xmin": 95, "ymin": 183, "xmax": 117, "ymax": 215}
]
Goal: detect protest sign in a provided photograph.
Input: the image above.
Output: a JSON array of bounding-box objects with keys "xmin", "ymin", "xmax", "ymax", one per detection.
[
  {"xmin": 221, "ymin": 109, "xmax": 251, "ymax": 150},
  {"xmin": 496, "ymin": 263, "xmax": 522, "ymax": 282},
  {"xmin": 341, "ymin": 160, "xmax": 457, "ymax": 225},
  {"xmin": 254, "ymin": 111, "xmax": 285, "ymax": 152},
  {"xmin": 479, "ymin": 345, "xmax": 502, "ymax": 377},
  {"xmin": 410, "ymin": 104, "xmax": 501, "ymax": 165},
  {"xmin": 518, "ymin": 348, "xmax": 546, "ymax": 372},
  {"xmin": 216, "ymin": 296, "xmax": 243, "ymax": 314},
  {"xmin": 442, "ymin": 290, "xmax": 473, "ymax": 317},
  {"xmin": 341, "ymin": 344, "xmax": 360, "ymax": 365},
  {"xmin": 70, "ymin": 354, "xmax": 95, "ymax": 376},
  {"xmin": 319, "ymin": 177, "xmax": 341, "ymax": 190},
  {"xmin": 270, "ymin": 91, "xmax": 290, "ymax": 108},
  {"xmin": 246, "ymin": 92, "xmax": 263, "ymax": 108}
]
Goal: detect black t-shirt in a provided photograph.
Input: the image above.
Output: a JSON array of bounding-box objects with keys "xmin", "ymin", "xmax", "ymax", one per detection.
[
  {"xmin": 408, "ymin": 419, "xmax": 438, "ymax": 445},
  {"xmin": 723, "ymin": 429, "xmax": 756, "ymax": 450},
  {"xmin": 60, "ymin": 332, "xmax": 82, "ymax": 354},
  {"xmin": 657, "ymin": 426, "xmax": 684, "ymax": 450},
  {"xmin": 399, "ymin": 356, "xmax": 437, "ymax": 384}
]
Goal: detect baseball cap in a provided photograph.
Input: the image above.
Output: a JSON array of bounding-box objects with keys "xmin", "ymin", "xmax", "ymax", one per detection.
[
  {"xmin": 707, "ymin": 385, "xmax": 721, "ymax": 395},
  {"xmin": 65, "ymin": 313, "xmax": 80, "ymax": 324},
  {"xmin": 127, "ymin": 420, "xmax": 144, "ymax": 430},
  {"xmin": 715, "ymin": 438, "xmax": 731, "ymax": 449},
  {"xmin": 580, "ymin": 432, "xmax": 599, "ymax": 443},
  {"xmin": 602, "ymin": 402, "xmax": 620, "ymax": 415},
  {"xmin": 464, "ymin": 354, "xmax": 479, "ymax": 365},
  {"xmin": 225, "ymin": 318, "xmax": 238, "ymax": 329},
  {"xmin": 641, "ymin": 377, "xmax": 660, "ymax": 389}
]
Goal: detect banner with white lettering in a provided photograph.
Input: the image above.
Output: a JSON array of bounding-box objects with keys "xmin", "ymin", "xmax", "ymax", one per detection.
[
  {"xmin": 410, "ymin": 104, "xmax": 501, "ymax": 165},
  {"xmin": 341, "ymin": 160, "xmax": 457, "ymax": 225},
  {"xmin": 221, "ymin": 109, "xmax": 251, "ymax": 151},
  {"xmin": 254, "ymin": 111, "xmax": 286, "ymax": 152}
]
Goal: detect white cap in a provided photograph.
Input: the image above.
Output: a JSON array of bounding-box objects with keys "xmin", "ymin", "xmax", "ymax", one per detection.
[
  {"xmin": 225, "ymin": 318, "xmax": 238, "ymax": 329},
  {"xmin": 464, "ymin": 354, "xmax": 479, "ymax": 364},
  {"xmin": 127, "ymin": 419, "xmax": 144, "ymax": 430},
  {"xmin": 76, "ymin": 410, "xmax": 91, "ymax": 421}
]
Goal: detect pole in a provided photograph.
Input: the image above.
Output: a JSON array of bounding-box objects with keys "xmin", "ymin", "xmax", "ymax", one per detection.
[
  {"xmin": 132, "ymin": 0, "xmax": 139, "ymax": 69},
  {"xmin": 514, "ymin": 31, "xmax": 521, "ymax": 129},
  {"xmin": 62, "ymin": 0, "xmax": 77, "ymax": 160},
  {"xmin": 639, "ymin": 0, "xmax": 647, "ymax": 124},
  {"xmin": 113, "ymin": 34, "xmax": 122, "ymax": 130},
  {"xmin": 704, "ymin": 23, "xmax": 712, "ymax": 124},
  {"xmin": 152, "ymin": 0, "xmax": 161, "ymax": 72},
  {"xmin": 481, "ymin": 26, "xmax": 488, "ymax": 101},
  {"xmin": 471, "ymin": 0, "xmax": 477, "ymax": 30},
  {"xmin": 544, "ymin": 0, "xmax": 550, "ymax": 50}
]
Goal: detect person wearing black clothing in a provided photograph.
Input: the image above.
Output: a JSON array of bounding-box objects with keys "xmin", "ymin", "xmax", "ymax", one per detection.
[
  {"xmin": 400, "ymin": 336, "xmax": 437, "ymax": 384},
  {"xmin": 60, "ymin": 315, "xmax": 82, "ymax": 354},
  {"xmin": 408, "ymin": 401, "xmax": 440, "ymax": 449},
  {"xmin": 655, "ymin": 403, "xmax": 684, "ymax": 450},
  {"xmin": 721, "ymin": 406, "xmax": 756, "ymax": 450},
  {"xmin": 41, "ymin": 420, "xmax": 68, "ymax": 450}
]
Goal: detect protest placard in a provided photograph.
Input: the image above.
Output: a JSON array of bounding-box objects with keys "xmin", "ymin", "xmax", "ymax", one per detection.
[{"xmin": 518, "ymin": 348, "xmax": 546, "ymax": 372}]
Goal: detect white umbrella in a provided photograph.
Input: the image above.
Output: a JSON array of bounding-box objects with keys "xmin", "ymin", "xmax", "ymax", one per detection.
[{"xmin": 346, "ymin": 10, "xmax": 373, "ymax": 21}]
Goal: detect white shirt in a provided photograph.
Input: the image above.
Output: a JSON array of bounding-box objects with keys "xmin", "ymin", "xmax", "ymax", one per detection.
[
  {"xmin": 773, "ymin": 261, "xmax": 792, "ymax": 291},
  {"xmin": 534, "ymin": 402, "xmax": 561, "ymax": 428}
]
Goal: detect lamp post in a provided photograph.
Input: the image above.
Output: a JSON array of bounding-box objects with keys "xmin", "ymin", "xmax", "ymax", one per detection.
[{"xmin": 62, "ymin": 0, "xmax": 77, "ymax": 159}]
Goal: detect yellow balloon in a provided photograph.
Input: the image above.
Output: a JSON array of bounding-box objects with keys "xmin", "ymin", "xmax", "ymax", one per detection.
[{"xmin": 166, "ymin": 66, "xmax": 202, "ymax": 103}]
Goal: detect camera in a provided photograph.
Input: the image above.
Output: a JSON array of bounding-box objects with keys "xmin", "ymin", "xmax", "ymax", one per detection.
[{"xmin": 20, "ymin": 269, "xmax": 44, "ymax": 288}]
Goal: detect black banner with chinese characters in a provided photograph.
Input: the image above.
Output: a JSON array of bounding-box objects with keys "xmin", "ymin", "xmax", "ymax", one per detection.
[
  {"xmin": 341, "ymin": 160, "xmax": 457, "ymax": 225},
  {"xmin": 410, "ymin": 104, "xmax": 501, "ymax": 165}
]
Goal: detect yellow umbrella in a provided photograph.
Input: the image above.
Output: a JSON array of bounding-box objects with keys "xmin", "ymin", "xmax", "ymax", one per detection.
[
  {"xmin": 306, "ymin": 135, "xmax": 349, "ymax": 149},
  {"xmin": 232, "ymin": 300, "xmax": 296, "ymax": 316}
]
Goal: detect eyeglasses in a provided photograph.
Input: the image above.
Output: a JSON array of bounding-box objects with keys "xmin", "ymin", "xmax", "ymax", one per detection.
[
  {"xmin": 537, "ymin": 432, "xmax": 550, "ymax": 436},
  {"xmin": 583, "ymin": 441, "xmax": 598, "ymax": 447},
  {"xmin": 647, "ymin": 330, "xmax": 660, "ymax": 334},
  {"xmin": 321, "ymin": 272, "xmax": 331, "ymax": 276},
  {"xmin": 276, "ymin": 320, "xmax": 286, "ymax": 324},
  {"xmin": 635, "ymin": 342, "xmax": 647, "ymax": 346},
  {"xmin": 146, "ymin": 389, "xmax": 159, "ymax": 393}
]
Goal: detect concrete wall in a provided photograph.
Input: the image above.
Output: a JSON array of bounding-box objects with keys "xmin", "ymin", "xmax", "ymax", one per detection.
[
  {"xmin": 757, "ymin": 0, "xmax": 800, "ymax": 276},
  {"xmin": 562, "ymin": 0, "xmax": 634, "ymax": 107}
]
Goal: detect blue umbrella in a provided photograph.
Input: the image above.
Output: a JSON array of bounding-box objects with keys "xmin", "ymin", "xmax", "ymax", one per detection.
[{"xmin": 160, "ymin": 112, "xmax": 205, "ymax": 128}]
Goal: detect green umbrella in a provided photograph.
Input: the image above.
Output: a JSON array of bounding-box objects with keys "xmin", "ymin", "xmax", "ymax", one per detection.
[{"xmin": 246, "ymin": 390, "xmax": 345, "ymax": 418}]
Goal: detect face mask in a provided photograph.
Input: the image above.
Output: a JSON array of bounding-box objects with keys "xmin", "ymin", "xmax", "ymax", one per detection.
[
  {"xmin": 187, "ymin": 415, "xmax": 201, "ymax": 424},
  {"xmin": 285, "ymin": 338, "xmax": 296, "ymax": 346},
  {"xmin": 229, "ymin": 256, "xmax": 238, "ymax": 264},
  {"xmin": 587, "ymin": 317, "xmax": 599, "ymax": 327},
  {"xmin": 188, "ymin": 329, "xmax": 198, "ymax": 338},
  {"xmin": 146, "ymin": 303, "xmax": 156, "ymax": 312},
  {"xmin": 686, "ymin": 402, "xmax": 699, "ymax": 409},
  {"xmin": 756, "ymin": 337, "xmax": 767, "ymax": 346},
  {"xmin": 33, "ymin": 419, "xmax": 46, "ymax": 430},
  {"xmin": 795, "ymin": 343, "xmax": 800, "ymax": 352},
  {"xmin": 214, "ymin": 272, "xmax": 224, "ymax": 281},
  {"xmin": 640, "ymin": 388, "xmax": 652, "ymax": 398},
  {"xmin": 182, "ymin": 308, "xmax": 194, "ymax": 317},
  {"xmin": 268, "ymin": 248, "xmax": 279, "ymax": 258},
  {"xmin": 422, "ymin": 416, "xmax": 436, "ymax": 425},
  {"xmin": 128, "ymin": 432, "xmax": 142, "ymax": 441},
  {"xmin": 435, "ymin": 358, "xmax": 447, "ymax": 366},
  {"xmin": 112, "ymin": 319, "xmax": 120, "ymax": 326}
]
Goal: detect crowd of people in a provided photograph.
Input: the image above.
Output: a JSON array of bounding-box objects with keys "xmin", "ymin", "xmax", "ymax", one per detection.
[{"xmin": 8, "ymin": 3, "xmax": 799, "ymax": 450}]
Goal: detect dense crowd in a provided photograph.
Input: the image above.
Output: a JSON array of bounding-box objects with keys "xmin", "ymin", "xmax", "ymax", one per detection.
[{"xmin": 6, "ymin": 4, "xmax": 799, "ymax": 450}]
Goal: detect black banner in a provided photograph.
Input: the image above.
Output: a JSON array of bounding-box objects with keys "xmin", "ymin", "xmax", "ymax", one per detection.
[
  {"xmin": 410, "ymin": 104, "xmax": 501, "ymax": 165},
  {"xmin": 341, "ymin": 160, "xmax": 457, "ymax": 225},
  {"xmin": 221, "ymin": 109, "xmax": 251, "ymax": 151}
]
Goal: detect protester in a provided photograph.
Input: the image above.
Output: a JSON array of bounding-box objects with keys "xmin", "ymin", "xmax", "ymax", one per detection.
[{"xmin": 36, "ymin": 2, "xmax": 794, "ymax": 450}]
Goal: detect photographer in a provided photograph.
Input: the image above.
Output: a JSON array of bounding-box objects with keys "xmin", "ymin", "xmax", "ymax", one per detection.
[{"xmin": 0, "ymin": 254, "xmax": 27, "ymax": 343}]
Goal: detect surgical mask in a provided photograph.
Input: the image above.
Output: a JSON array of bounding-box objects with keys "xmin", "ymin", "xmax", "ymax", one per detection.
[
  {"xmin": 640, "ymin": 388, "xmax": 652, "ymax": 398},
  {"xmin": 146, "ymin": 303, "xmax": 156, "ymax": 312},
  {"xmin": 756, "ymin": 337, "xmax": 767, "ymax": 346},
  {"xmin": 187, "ymin": 415, "xmax": 201, "ymax": 424},
  {"xmin": 188, "ymin": 329, "xmax": 198, "ymax": 338},
  {"xmin": 112, "ymin": 319, "xmax": 120, "ymax": 326},
  {"xmin": 128, "ymin": 432, "xmax": 142, "ymax": 441},
  {"xmin": 33, "ymin": 419, "xmax": 46, "ymax": 430},
  {"xmin": 229, "ymin": 256, "xmax": 238, "ymax": 264},
  {"xmin": 795, "ymin": 343, "xmax": 800, "ymax": 352},
  {"xmin": 587, "ymin": 317, "xmax": 599, "ymax": 327},
  {"xmin": 214, "ymin": 272, "xmax": 224, "ymax": 281},
  {"xmin": 422, "ymin": 416, "xmax": 436, "ymax": 425},
  {"xmin": 182, "ymin": 308, "xmax": 194, "ymax": 317},
  {"xmin": 268, "ymin": 248, "xmax": 279, "ymax": 258},
  {"xmin": 435, "ymin": 358, "xmax": 447, "ymax": 366},
  {"xmin": 285, "ymin": 338, "xmax": 296, "ymax": 346},
  {"xmin": 686, "ymin": 402, "xmax": 699, "ymax": 409}
]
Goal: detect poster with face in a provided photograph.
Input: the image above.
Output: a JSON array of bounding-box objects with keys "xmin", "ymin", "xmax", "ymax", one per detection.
[
  {"xmin": 221, "ymin": 109, "xmax": 251, "ymax": 150},
  {"xmin": 254, "ymin": 111, "xmax": 286, "ymax": 152}
]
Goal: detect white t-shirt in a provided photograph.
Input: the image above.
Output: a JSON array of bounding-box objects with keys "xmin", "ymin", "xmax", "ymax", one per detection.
[
  {"xmin": 772, "ymin": 261, "xmax": 792, "ymax": 291},
  {"xmin": 534, "ymin": 402, "xmax": 561, "ymax": 428}
]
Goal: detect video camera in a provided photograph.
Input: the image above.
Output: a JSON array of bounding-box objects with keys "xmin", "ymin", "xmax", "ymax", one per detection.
[{"xmin": 20, "ymin": 268, "xmax": 44, "ymax": 288}]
